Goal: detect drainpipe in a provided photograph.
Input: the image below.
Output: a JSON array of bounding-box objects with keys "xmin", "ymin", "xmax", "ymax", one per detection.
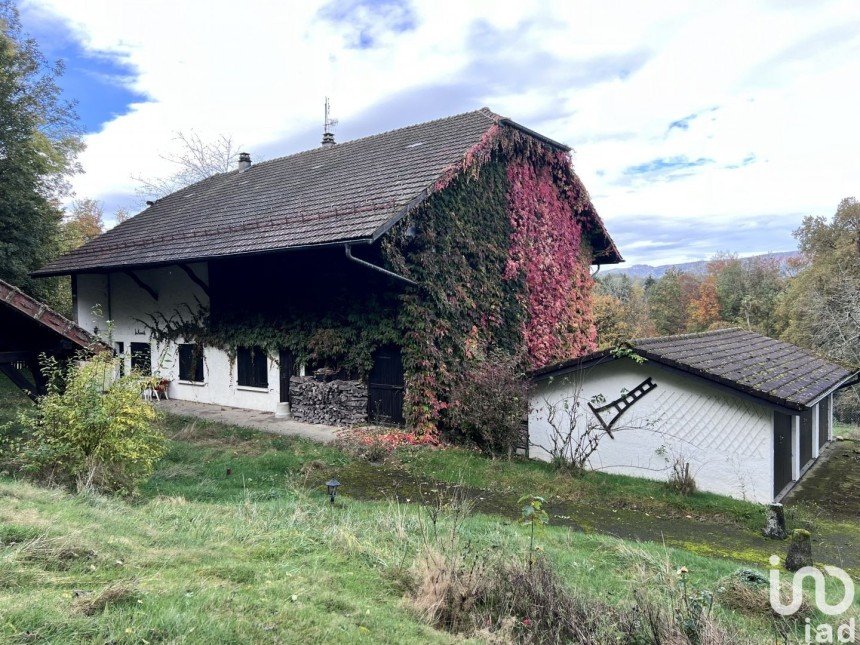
[{"xmin": 344, "ymin": 244, "xmax": 417, "ymax": 287}]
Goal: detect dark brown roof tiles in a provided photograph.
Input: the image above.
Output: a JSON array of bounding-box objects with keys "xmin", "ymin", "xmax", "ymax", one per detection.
[
  {"xmin": 36, "ymin": 108, "xmax": 621, "ymax": 276},
  {"xmin": 631, "ymin": 328, "xmax": 855, "ymax": 409},
  {"xmin": 532, "ymin": 328, "xmax": 856, "ymax": 410}
]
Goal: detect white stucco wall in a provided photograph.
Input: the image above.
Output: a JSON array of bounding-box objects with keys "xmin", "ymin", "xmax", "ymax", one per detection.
[
  {"xmin": 76, "ymin": 265, "xmax": 281, "ymax": 413},
  {"xmin": 529, "ymin": 359, "xmax": 776, "ymax": 502}
]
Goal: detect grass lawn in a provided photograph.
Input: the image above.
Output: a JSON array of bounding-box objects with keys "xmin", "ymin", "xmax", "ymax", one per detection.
[{"xmin": 1, "ymin": 377, "xmax": 858, "ymax": 643}]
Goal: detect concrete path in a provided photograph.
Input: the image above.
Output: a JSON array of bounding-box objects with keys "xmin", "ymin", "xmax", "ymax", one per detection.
[{"xmin": 156, "ymin": 399, "xmax": 340, "ymax": 443}]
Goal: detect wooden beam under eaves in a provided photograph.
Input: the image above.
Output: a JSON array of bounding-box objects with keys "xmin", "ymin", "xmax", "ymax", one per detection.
[
  {"xmin": 178, "ymin": 263, "xmax": 210, "ymax": 297},
  {"xmin": 124, "ymin": 271, "xmax": 158, "ymax": 301}
]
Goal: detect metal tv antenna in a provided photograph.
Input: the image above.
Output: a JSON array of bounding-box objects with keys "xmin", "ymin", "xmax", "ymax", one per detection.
[{"xmin": 322, "ymin": 97, "xmax": 338, "ymax": 147}]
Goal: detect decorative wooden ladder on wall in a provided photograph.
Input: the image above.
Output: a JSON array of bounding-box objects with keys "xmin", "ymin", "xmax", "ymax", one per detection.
[{"xmin": 587, "ymin": 377, "xmax": 658, "ymax": 437}]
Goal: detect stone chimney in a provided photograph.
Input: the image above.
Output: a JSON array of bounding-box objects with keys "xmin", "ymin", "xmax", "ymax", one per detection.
[
  {"xmin": 237, "ymin": 152, "xmax": 251, "ymax": 172},
  {"xmin": 321, "ymin": 131, "xmax": 335, "ymax": 148}
]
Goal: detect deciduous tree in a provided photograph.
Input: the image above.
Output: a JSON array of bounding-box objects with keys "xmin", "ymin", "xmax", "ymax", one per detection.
[
  {"xmin": 62, "ymin": 198, "xmax": 105, "ymax": 250},
  {"xmin": 781, "ymin": 197, "xmax": 860, "ymax": 421}
]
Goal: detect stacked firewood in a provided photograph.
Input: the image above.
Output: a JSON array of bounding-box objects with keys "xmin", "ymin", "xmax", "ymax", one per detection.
[{"xmin": 289, "ymin": 376, "xmax": 368, "ymax": 426}]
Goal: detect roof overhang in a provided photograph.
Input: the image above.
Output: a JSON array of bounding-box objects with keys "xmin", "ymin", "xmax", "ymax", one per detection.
[
  {"xmin": 31, "ymin": 236, "xmax": 374, "ymax": 278},
  {"xmin": 0, "ymin": 279, "xmax": 111, "ymax": 353}
]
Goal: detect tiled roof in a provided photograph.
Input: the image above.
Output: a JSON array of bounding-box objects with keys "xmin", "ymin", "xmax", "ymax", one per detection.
[
  {"xmin": 35, "ymin": 108, "xmax": 621, "ymax": 276},
  {"xmin": 0, "ymin": 279, "xmax": 110, "ymax": 353},
  {"xmin": 533, "ymin": 328, "xmax": 857, "ymax": 410}
]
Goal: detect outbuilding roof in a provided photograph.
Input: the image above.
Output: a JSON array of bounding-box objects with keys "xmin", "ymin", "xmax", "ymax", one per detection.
[
  {"xmin": 532, "ymin": 328, "xmax": 858, "ymax": 411},
  {"xmin": 0, "ymin": 278, "xmax": 110, "ymax": 353},
  {"xmin": 35, "ymin": 108, "xmax": 621, "ymax": 277}
]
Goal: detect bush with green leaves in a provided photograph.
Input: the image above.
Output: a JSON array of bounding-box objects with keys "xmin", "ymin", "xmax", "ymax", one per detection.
[
  {"xmin": 11, "ymin": 352, "xmax": 165, "ymax": 493},
  {"xmin": 447, "ymin": 355, "xmax": 529, "ymax": 455}
]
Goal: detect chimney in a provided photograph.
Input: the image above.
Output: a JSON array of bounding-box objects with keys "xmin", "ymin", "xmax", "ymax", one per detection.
[
  {"xmin": 237, "ymin": 152, "xmax": 251, "ymax": 172},
  {"xmin": 321, "ymin": 131, "xmax": 335, "ymax": 148}
]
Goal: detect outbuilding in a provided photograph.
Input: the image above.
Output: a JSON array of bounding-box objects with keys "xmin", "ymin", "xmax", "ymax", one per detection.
[
  {"xmin": 0, "ymin": 278, "xmax": 110, "ymax": 399},
  {"xmin": 529, "ymin": 328, "xmax": 858, "ymax": 502}
]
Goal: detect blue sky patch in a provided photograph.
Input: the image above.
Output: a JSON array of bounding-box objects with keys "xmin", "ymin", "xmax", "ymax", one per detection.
[
  {"xmin": 667, "ymin": 113, "xmax": 697, "ymax": 131},
  {"xmin": 667, "ymin": 106, "xmax": 719, "ymax": 134},
  {"xmin": 318, "ymin": 0, "xmax": 417, "ymax": 49},
  {"xmin": 623, "ymin": 155, "xmax": 713, "ymax": 177},
  {"xmin": 19, "ymin": 9, "xmax": 147, "ymax": 134}
]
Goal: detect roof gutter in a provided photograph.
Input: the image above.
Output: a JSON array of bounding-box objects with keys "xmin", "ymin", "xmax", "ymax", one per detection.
[
  {"xmin": 31, "ymin": 237, "xmax": 373, "ymax": 278},
  {"xmin": 344, "ymin": 244, "xmax": 417, "ymax": 287}
]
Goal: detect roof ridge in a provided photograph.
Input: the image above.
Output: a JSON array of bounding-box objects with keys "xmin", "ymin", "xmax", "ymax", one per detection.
[
  {"xmin": 248, "ymin": 107, "xmax": 501, "ymax": 171},
  {"xmin": 633, "ymin": 327, "xmax": 741, "ymax": 344}
]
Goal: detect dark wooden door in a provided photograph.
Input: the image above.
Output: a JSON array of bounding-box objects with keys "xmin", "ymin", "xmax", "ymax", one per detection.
[
  {"xmin": 773, "ymin": 412, "xmax": 793, "ymax": 497},
  {"xmin": 279, "ymin": 350, "xmax": 294, "ymax": 403},
  {"xmin": 368, "ymin": 346, "xmax": 404, "ymax": 424},
  {"xmin": 799, "ymin": 409, "xmax": 813, "ymax": 469},
  {"xmin": 818, "ymin": 397, "xmax": 830, "ymax": 449}
]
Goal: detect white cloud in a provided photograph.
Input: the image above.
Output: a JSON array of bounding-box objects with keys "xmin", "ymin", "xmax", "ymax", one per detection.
[{"xmin": 23, "ymin": 0, "xmax": 860, "ymax": 265}]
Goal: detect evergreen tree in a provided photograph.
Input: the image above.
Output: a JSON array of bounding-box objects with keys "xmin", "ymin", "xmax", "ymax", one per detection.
[{"xmin": 0, "ymin": 1, "xmax": 82, "ymax": 302}]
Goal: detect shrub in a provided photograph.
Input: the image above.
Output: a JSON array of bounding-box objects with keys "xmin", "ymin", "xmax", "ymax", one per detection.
[
  {"xmin": 447, "ymin": 355, "xmax": 529, "ymax": 456},
  {"xmin": 667, "ymin": 456, "xmax": 697, "ymax": 496},
  {"xmin": 10, "ymin": 352, "xmax": 165, "ymax": 493},
  {"xmin": 717, "ymin": 568, "xmax": 813, "ymax": 622},
  {"xmin": 481, "ymin": 557, "xmax": 639, "ymax": 644}
]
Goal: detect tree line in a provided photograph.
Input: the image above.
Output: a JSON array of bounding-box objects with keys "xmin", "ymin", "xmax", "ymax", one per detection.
[
  {"xmin": 594, "ymin": 197, "xmax": 860, "ymax": 422},
  {"xmin": 0, "ymin": 1, "xmax": 233, "ymax": 316}
]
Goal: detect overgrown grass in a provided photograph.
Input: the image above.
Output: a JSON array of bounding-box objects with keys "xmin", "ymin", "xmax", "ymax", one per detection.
[
  {"xmin": 395, "ymin": 445, "xmax": 768, "ymax": 530},
  {"xmin": 1, "ymin": 377, "xmax": 858, "ymax": 642}
]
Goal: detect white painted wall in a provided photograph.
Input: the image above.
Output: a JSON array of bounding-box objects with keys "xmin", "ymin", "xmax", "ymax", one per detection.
[
  {"xmin": 529, "ymin": 359, "xmax": 776, "ymax": 502},
  {"xmin": 76, "ymin": 265, "xmax": 281, "ymax": 413}
]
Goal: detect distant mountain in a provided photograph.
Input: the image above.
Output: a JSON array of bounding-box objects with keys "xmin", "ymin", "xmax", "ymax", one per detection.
[{"xmin": 603, "ymin": 250, "xmax": 800, "ymax": 280}]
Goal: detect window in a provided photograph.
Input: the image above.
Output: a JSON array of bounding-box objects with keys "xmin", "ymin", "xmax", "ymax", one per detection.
[
  {"xmin": 178, "ymin": 344, "xmax": 205, "ymax": 383},
  {"xmin": 237, "ymin": 346, "xmax": 268, "ymax": 388},
  {"xmin": 130, "ymin": 342, "xmax": 151, "ymax": 375}
]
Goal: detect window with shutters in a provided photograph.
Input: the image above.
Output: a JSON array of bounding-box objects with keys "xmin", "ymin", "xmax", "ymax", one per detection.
[
  {"xmin": 178, "ymin": 344, "xmax": 205, "ymax": 383},
  {"xmin": 237, "ymin": 346, "xmax": 268, "ymax": 388}
]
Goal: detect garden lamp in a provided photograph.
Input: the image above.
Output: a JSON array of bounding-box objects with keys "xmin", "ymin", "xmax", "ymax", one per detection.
[{"xmin": 326, "ymin": 479, "xmax": 340, "ymax": 505}]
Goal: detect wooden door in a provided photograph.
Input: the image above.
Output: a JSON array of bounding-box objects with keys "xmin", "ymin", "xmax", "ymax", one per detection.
[
  {"xmin": 818, "ymin": 397, "xmax": 830, "ymax": 449},
  {"xmin": 368, "ymin": 346, "xmax": 404, "ymax": 424},
  {"xmin": 279, "ymin": 350, "xmax": 294, "ymax": 404},
  {"xmin": 773, "ymin": 412, "xmax": 793, "ymax": 497},
  {"xmin": 799, "ymin": 409, "xmax": 814, "ymax": 469}
]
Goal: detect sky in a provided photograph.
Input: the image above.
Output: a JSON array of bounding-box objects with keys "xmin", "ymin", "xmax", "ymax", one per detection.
[{"xmin": 19, "ymin": 0, "xmax": 860, "ymax": 267}]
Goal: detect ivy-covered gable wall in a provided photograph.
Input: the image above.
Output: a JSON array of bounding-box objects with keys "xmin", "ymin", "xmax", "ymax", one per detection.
[
  {"xmin": 383, "ymin": 160, "xmax": 523, "ymax": 432},
  {"xmin": 383, "ymin": 128, "xmax": 597, "ymax": 433}
]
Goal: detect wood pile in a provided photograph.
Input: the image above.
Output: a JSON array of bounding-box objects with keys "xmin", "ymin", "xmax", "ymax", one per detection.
[{"xmin": 290, "ymin": 376, "xmax": 368, "ymax": 426}]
